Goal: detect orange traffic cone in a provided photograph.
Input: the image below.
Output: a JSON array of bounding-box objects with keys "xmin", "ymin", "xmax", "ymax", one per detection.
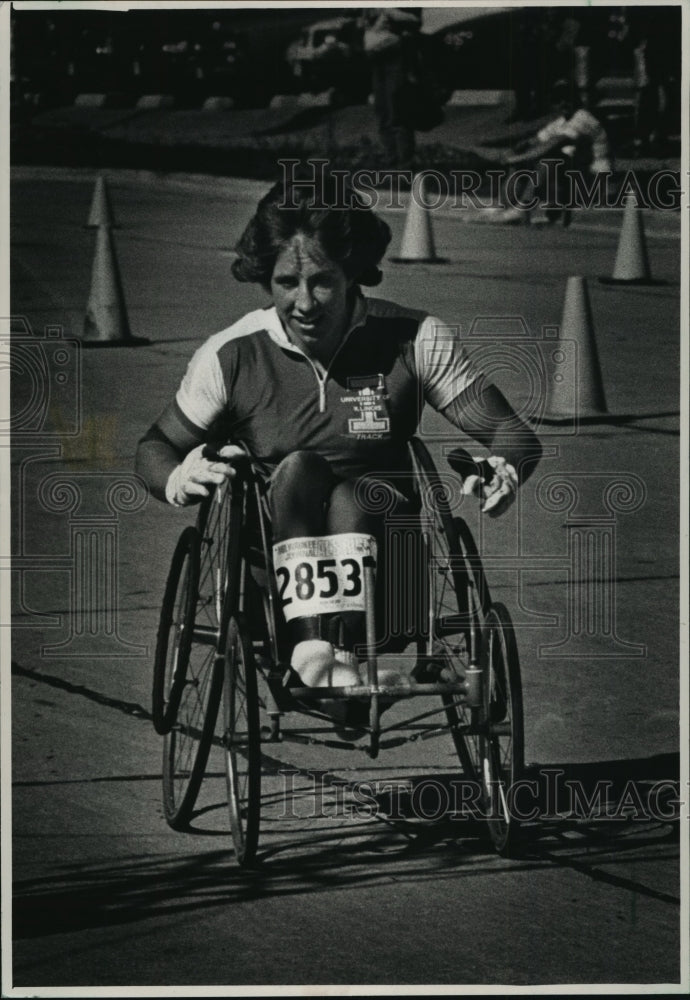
[
  {"xmin": 390, "ymin": 174, "xmax": 448, "ymax": 264},
  {"xmin": 599, "ymin": 194, "xmax": 660, "ymax": 285},
  {"xmin": 543, "ymin": 276, "xmax": 607, "ymax": 420},
  {"xmin": 86, "ymin": 175, "xmax": 116, "ymax": 229},
  {"xmin": 81, "ymin": 226, "xmax": 147, "ymax": 346}
]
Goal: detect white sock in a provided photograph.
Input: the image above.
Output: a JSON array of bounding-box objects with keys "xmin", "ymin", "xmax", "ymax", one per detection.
[{"xmin": 291, "ymin": 639, "xmax": 361, "ymax": 687}]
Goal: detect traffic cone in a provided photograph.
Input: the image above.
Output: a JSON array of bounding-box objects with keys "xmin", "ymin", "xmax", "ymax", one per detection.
[
  {"xmin": 599, "ymin": 194, "xmax": 659, "ymax": 285},
  {"xmin": 86, "ymin": 175, "xmax": 116, "ymax": 229},
  {"xmin": 543, "ymin": 276, "xmax": 607, "ymax": 420},
  {"xmin": 81, "ymin": 226, "xmax": 147, "ymax": 346},
  {"xmin": 390, "ymin": 174, "xmax": 448, "ymax": 264}
]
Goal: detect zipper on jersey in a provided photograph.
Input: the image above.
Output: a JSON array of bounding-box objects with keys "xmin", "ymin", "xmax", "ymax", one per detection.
[
  {"xmin": 294, "ymin": 324, "xmax": 360, "ymax": 414},
  {"xmin": 315, "ymin": 323, "xmax": 362, "ymax": 413},
  {"xmin": 276, "ymin": 299, "xmax": 366, "ymax": 413}
]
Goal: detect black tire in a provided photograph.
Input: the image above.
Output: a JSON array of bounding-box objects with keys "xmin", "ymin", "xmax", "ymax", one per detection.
[
  {"xmin": 152, "ymin": 527, "xmax": 200, "ymax": 736},
  {"xmin": 162, "ymin": 476, "xmax": 247, "ymax": 830},
  {"xmin": 480, "ymin": 602, "xmax": 525, "ymax": 855},
  {"xmin": 195, "ymin": 479, "xmax": 243, "ymax": 652},
  {"xmin": 409, "ymin": 437, "xmax": 485, "ymax": 781},
  {"xmin": 162, "ymin": 646, "xmax": 224, "ymax": 831},
  {"xmin": 223, "ymin": 615, "xmax": 261, "ymax": 867},
  {"xmin": 453, "ymin": 516, "xmax": 492, "ymax": 618}
]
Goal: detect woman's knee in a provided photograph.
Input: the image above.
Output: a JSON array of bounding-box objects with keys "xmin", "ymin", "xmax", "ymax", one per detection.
[
  {"xmin": 327, "ymin": 480, "xmax": 371, "ymax": 534},
  {"xmin": 269, "ymin": 451, "xmax": 335, "ymax": 539},
  {"xmin": 272, "ymin": 450, "xmax": 332, "ymax": 490},
  {"xmin": 327, "ymin": 477, "xmax": 408, "ymax": 535}
]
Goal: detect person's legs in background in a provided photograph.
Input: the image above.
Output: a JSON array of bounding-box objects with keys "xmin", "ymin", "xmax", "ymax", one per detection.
[
  {"xmin": 372, "ymin": 54, "xmax": 415, "ymax": 171},
  {"xmin": 372, "ymin": 61, "xmax": 398, "ymax": 166}
]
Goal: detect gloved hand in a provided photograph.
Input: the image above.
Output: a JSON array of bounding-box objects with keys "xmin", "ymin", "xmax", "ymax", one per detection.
[
  {"xmin": 461, "ymin": 455, "xmax": 519, "ymax": 517},
  {"xmin": 165, "ymin": 443, "xmax": 245, "ymax": 507}
]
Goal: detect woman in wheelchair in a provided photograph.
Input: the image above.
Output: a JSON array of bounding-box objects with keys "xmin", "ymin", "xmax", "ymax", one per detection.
[{"xmin": 135, "ymin": 170, "xmax": 542, "ymax": 705}]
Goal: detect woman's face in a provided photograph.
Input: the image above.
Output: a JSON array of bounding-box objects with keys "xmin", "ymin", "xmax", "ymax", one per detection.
[{"xmin": 270, "ymin": 233, "xmax": 353, "ymax": 364}]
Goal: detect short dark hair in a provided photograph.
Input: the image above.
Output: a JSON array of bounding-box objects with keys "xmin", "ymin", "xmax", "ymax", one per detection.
[{"xmin": 231, "ymin": 171, "xmax": 392, "ymax": 288}]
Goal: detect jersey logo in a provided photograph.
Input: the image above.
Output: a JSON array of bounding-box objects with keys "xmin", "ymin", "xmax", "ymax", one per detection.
[{"xmin": 343, "ymin": 374, "xmax": 391, "ymax": 439}]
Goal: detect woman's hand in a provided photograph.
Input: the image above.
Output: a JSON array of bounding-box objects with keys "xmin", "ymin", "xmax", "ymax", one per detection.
[
  {"xmin": 165, "ymin": 443, "xmax": 245, "ymax": 506},
  {"xmin": 461, "ymin": 455, "xmax": 519, "ymax": 517}
]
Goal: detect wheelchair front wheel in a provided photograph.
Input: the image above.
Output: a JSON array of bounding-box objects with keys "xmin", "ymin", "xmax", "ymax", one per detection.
[
  {"xmin": 223, "ymin": 615, "xmax": 261, "ymax": 867},
  {"xmin": 152, "ymin": 526, "xmax": 200, "ymax": 736},
  {"xmin": 480, "ymin": 602, "xmax": 525, "ymax": 855},
  {"xmin": 162, "ymin": 643, "xmax": 224, "ymax": 831},
  {"xmin": 161, "ymin": 477, "xmax": 245, "ymax": 828},
  {"xmin": 410, "ymin": 437, "xmax": 484, "ymax": 781}
]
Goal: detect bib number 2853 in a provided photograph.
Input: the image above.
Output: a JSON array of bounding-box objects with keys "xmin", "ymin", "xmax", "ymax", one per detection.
[{"xmin": 272, "ymin": 534, "xmax": 377, "ymax": 622}]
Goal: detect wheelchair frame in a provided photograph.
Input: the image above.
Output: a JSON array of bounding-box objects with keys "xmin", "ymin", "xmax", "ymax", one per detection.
[{"xmin": 152, "ymin": 437, "xmax": 524, "ymax": 866}]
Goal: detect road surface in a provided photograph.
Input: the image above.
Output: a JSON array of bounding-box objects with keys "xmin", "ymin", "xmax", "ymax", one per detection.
[{"xmin": 6, "ymin": 167, "xmax": 685, "ymax": 992}]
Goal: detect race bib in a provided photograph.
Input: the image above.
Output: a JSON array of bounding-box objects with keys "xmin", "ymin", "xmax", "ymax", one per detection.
[{"xmin": 272, "ymin": 533, "xmax": 377, "ymax": 622}]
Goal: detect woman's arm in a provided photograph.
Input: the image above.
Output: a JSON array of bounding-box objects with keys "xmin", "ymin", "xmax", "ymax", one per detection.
[
  {"xmin": 135, "ymin": 401, "xmax": 242, "ymax": 505},
  {"xmin": 505, "ymin": 132, "xmax": 570, "ymax": 166},
  {"xmin": 441, "ymin": 380, "xmax": 543, "ymax": 484},
  {"xmin": 135, "ymin": 402, "xmax": 203, "ymax": 502},
  {"xmin": 415, "ymin": 315, "xmax": 542, "ymax": 488}
]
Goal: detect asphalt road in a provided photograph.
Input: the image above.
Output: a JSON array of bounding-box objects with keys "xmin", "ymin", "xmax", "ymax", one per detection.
[{"xmin": 6, "ymin": 167, "xmax": 685, "ymax": 992}]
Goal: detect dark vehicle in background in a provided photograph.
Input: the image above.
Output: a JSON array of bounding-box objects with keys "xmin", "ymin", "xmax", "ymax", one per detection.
[
  {"xmin": 284, "ymin": 16, "xmax": 370, "ymax": 103},
  {"xmin": 11, "ymin": 3, "xmax": 682, "ymax": 139},
  {"xmin": 11, "ymin": 6, "xmax": 303, "ymax": 110},
  {"xmin": 194, "ymin": 18, "xmax": 280, "ymax": 108},
  {"xmin": 12, "ymin": 11, "xmax": 137, "ymax": 108},
  {"xmin": 134, "ymin": 11, "xmax": 281, "ymax": 108},
  {"xmin": 427, "ymin": 9, "xmax": 515, "ymax": 92}
]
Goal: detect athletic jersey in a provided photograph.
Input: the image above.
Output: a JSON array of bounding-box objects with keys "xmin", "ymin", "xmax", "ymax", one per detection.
[{"xmin": 173, "ymin": 293, "xmax": 481, "ymax": 483}]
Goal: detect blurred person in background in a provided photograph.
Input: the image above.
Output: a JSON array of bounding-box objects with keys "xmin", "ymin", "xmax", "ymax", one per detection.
[
  {"xmin": 362, "ymin": 6, "xmax": 422, "ymax": 170},
  {"xmin": 500, "ymin": 79, "xmax": 612, "ymax": 226}
]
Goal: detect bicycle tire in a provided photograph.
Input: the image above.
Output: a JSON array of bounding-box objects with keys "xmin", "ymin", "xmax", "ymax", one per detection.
[
  {"xmin": 453, "ymin": 515, "xmax": 492, "ymax": 618},
  {"xmin": 223, "ymin": 614, "xmax": 261, "ymax": 867},
  {"xmin": 161, "ymin": 476, "xmax": 246, "ymax": 829},
  {"xmin": 480, "ymin": 602, "xmax": 525, "ymax": 855},
  {"xmin": 409, "ymin": 437, "xmax": 485, "ymax": 782},
  {"xmin": 152, "ymin": 526, "xmax": 200, "ymax": 736}
]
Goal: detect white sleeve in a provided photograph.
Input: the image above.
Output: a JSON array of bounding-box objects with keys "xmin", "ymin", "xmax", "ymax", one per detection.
[
  {"xmin": 414, "ymin": 315, "xmax": 482, "ymax": 412},
  {"xmin": 536, "ymin": 115, "xmax": 567, "ymax": 144},
  {"xmin": 175, "ymin": 339, "xmax": 228, "ymax": 431},
  {"xmin": 560, "ymin": 110, "xmax": 595, "ymax": 141}
]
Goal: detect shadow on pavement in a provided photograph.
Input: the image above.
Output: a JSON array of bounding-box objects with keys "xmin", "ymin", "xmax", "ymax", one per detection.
[{"xmin": 13, "ymin": 753, "xmax": 679, "ymax": 940}]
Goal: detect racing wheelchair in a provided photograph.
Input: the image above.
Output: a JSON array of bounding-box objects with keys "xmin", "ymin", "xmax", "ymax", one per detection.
[{"xmin": 151, "ymin": 438, "xmax": 524, "ymax": 866}]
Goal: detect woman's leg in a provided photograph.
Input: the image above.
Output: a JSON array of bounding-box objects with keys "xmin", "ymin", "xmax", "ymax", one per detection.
[
  {"xmin": 268, "ymin": 455, "xmax": 417, "ymax": 689},
  {"xmin": 269, "ymin": 450, "xmax": 335, "ymax": 542},
  {"xmin": 327, "ymin": 476, "xmax": 419, "ymax": 681},
  {"xmin": 268, "ymin": 452, "xmax": 361, "ymax": 687}
]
